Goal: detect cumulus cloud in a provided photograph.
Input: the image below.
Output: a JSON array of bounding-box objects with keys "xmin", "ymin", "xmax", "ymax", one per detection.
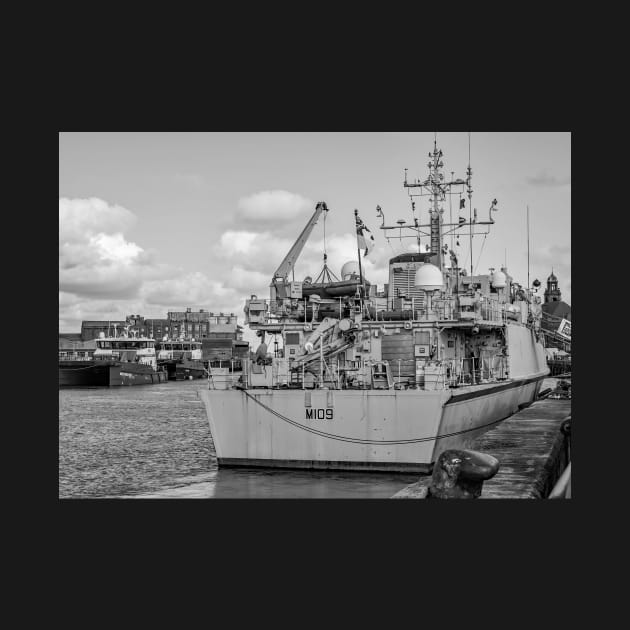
[
  {"xmin": 59, "ymin": 197, "xmax": 137, "ymax": 242},
  {"xmin": 217, "ymin": 192, "xmax": 393, "ymax": 289},
  {"xmin": 58, "ymin": 292, "xmax": 150, "ymax": 332},
  {"xmin": 233, "ymin": 190, "xmax": 317, "ymax": 236},
  {"xmin": 238, "ymin": 190, "xmax": 313, "ymax": 221},
  {"xmin": 58, "ymin": 192, "xmax": 396, "ymax": 333},
  {"xmin": 89, "ymin": 233, "xmax": 143, "ymax": 263},
  {"xmin": 59, "ymin": 197, "xmax": 247, "ymax": 331},
  {"xmin": 219, "ymin": 230, "xmax": 267, "ymax": 256},
  {"xmin": 59, "ymin": 197, "xmax": 171, "ymax": 300},
  {"xmin": 215, "ymin": 226, "xmax": 391, "ymax": 291},
  {"xmin": 526, "ymin": 170, "xmax": 571, "ymax": 187},
  {"xmin": 141, "ymin": 271, "xmax": 237, "ymax": 307},
  {"xmin": 230, "ymin": 266, "xmax": 270, "ymax": 292}
]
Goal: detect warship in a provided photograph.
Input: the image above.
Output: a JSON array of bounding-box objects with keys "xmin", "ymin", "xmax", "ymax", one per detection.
[{"xmin": 199, "ymin": 137, "xmax": 549, "ymax": 472}]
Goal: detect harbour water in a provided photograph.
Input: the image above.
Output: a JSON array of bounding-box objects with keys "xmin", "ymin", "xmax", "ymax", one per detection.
[{"xmin": 59, "ymin": 380, "xmax": 419, "ymax": 498}]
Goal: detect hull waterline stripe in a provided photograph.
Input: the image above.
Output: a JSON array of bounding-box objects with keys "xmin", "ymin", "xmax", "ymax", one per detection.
[
  {"xmin": 236, "ymin": 378, "xmax": 541, "ymax": 445},
  {"xmin": 444, "ymin": 373, "xmax": 547, "ymax": 404}
]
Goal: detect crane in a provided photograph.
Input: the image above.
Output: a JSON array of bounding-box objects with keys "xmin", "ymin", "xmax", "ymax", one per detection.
[{"xmin": 270, "ymin": 201, "xmax": 328, "ymax": 301}]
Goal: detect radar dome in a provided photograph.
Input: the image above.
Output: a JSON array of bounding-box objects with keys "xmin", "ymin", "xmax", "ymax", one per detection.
[
  {"xmin": 341, "ymin": 261, "xmax": 360, "ymax": 281},
  {"xmin": 414, "ymin": 263, "xmax": 444, "ymax": 291},
  {"xmin": 491, "ymin": 270, "xmax": 507, "ymax": 288}
]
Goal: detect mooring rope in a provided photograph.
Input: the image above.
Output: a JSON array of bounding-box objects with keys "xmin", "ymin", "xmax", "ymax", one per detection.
[{"xmin": 236, "ymin": 387, "xmax": 506, "ymax": 445}]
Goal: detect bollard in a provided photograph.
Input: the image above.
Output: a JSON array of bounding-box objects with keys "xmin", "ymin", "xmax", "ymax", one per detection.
[{"xmin": 429, "ymin": 449, "xmax": 500, "ymax": 499}]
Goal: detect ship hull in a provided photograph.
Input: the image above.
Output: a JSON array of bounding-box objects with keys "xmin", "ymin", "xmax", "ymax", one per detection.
[
  {"xmin": 198, "ymin": 324, "xmax": 548, "ymax": 472},
  {"xmin": 174, "ymin": 360, "xmax": 207, "ymax": 381},
  {"xmin": 159, "ymin": 359, "xmax": 207, "ymax": 380},
  {"xmin": 59, "ymin": 361, "xmax": 168, "ymax": 387},
  {"xmin": 199, "ymin": 372, "xmax": 546, "ymax": 472}
]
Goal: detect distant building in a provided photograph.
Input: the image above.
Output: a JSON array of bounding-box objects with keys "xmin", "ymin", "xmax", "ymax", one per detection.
[
  {"xmin": 80, "ymin": 319, "xmax": 127, "ymax": 341},
  {"xmin": 540, "ymin": 271, "xmax": 571, "ymax": 351},
  {"xmin": 78, "ymin": 308, "xmax": 243, "ymax": 342},
  {"xmin": 166, "ymin": 308, "xmax": 241, "ymax": 339},
  {"xmin": 543, "ymin": 271, "xmax": 562, "ymax": 303}
]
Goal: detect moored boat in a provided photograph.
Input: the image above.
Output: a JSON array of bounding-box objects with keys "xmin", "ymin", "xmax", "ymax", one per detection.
[
  {"xmin": 59, "ymin": 327, "xmax": 168, "ymax": 387},
  {"xmin": 199, "ymin": 137, "xmax": 549, "ymax": 472},
  {"xmin": 156, "ymin": 338, "xmax": 206, "ymax": 380}
]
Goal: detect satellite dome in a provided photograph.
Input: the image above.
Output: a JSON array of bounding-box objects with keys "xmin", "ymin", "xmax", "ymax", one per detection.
[
  {"xmin": 491, "ymin": 270, "xmax": 507, "ymax": 288},
  {"xmin": 414, "ymin": 263, "xmax": 444, "ymax": 291},
  {"xmin": 341, "ymin": 261, "xmax": 360, "ymax": 281}
]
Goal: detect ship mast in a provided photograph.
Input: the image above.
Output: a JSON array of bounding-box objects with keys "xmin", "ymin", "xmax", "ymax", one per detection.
[
  {"xmin": 429, "ymin": 138, "xmax": 445, "ymax": 269},
  {"xmin": 402, "ymin": 135, "xmax": 453, "ymax": 270},
  {"xmin": 378, "ymin": 133, "xmax": 498, "ymax": 277}
]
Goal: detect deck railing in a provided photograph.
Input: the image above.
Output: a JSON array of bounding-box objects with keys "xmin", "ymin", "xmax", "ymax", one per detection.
[
  {"xmin": 207, "ymin": 354, "xmax": 510, "ymax": 391},
  {"xmin": 58, "ymin": 353, "xmax": 94, "ymax": 361}
]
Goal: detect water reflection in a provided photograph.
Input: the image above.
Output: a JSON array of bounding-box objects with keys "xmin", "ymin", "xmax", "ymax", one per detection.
[{"xmin": 133, "ymin": 468, "xmax": 419, "ymax": 499}]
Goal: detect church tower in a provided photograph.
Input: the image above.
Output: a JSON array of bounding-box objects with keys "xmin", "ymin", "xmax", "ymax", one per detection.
[{"xmin": 544, "ymin": 270, "xmax": 562, "ymax": 303}]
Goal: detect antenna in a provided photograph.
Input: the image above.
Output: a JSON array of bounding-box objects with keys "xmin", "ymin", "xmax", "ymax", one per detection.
[
  {"xmin": 527, "ymin": 204, "xmax": 531, "ymax": 291},
  {"xmin": 392, "ymin": 133, "xmax": 492, "ymax": 273}
]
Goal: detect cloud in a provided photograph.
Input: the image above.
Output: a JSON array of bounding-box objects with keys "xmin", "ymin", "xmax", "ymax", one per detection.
[
  {"xmin": 215, "ymin": 227, "xmax": 391, "ymax": 290},
  {"xmin": 230, "ymin": 266, "xmax": 270, "ymax": 292},
  {"xmin": 59, "ymin": 197, "xmax": 248, "ymax": 331},
  {"xmin": 89, "ymin": 233, "xmax": 143, "ymax": 263},
  {"xmin": 141, "ymin": 271, "xmax": 237, "ymax": 307},
  {"xmin": 58, "ymin": 192, "xmax": 396, "ymax": 333},
  {"xmin": 238, "ymin": 190, "xmax": 313, "ymax": 221},
  {"xmin": 59, "ymin": 197, "xmax": 172, "ymax": 300},
  {"xmin": 219, "ymin": 230, "xmax": 268, "ymax": 256},
  {"xmin": 59, "ymin": 197, "xmax": 137, "ymax": 242},
  {"xmin": 58, "ymin": 292, "xmax": 149, "ymax": 332},
  {"xmin": 218, "ymin": 192, "xmax": 395, "ymax": 286},
  {"xmin": 526, "ymin": 170, "xmax": 571, "ymax": 187},
  {"xmin": 234, "ymin": 190, "xmax": 316, "ymax": 236}
]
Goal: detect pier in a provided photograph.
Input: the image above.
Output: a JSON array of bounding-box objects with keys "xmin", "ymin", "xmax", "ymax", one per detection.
[{"xmin": 392, "ymin": 384, "xmax": 571, "ymax": 499}]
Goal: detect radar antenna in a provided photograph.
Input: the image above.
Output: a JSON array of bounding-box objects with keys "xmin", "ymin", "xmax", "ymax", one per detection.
[{"xmin": 379, "ymin": 133, "xmax": 498, "ymax": 271}]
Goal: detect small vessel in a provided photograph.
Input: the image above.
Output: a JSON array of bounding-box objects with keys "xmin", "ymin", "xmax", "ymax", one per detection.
[
  {"xmin": 156, "ymin": 338, "xmax": 207, "ymax": 380},
  {"xmin": 199, "ymin": 136, "xmax": 549, "ymax": 473},
  {"xmin": 59, "ymin": 326, "xmax": 168, "ymax": 387}
]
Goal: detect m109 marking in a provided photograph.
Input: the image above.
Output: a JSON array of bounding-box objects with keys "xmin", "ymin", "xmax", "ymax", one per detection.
[{"xmin": 305, "ymin": 409, "xmax": 334, "ymax": 420}]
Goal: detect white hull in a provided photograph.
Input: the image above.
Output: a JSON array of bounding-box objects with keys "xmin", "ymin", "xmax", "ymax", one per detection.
[
  {"xmin": 199, "ymin": 374, "xmax": 546, "ymax": 472},
  {"xmin": 199, "ymin": 324, "xmax": 548, "ymax": 472}
]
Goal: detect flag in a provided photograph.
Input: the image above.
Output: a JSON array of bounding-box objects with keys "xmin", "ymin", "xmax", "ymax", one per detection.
[{"xmin": 356, "ymin": 213, "xmax": 375, "ymax": 256}]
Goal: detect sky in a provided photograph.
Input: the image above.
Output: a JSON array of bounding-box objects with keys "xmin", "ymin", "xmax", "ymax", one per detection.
[{"xmin": 59, "ymin": 132, "xmax": 571, "ymax": 345}]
